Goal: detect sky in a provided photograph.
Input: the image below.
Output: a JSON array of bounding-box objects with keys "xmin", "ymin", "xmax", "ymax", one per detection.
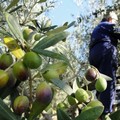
[
  {"xmin": 47, "ymin": 0, "xmax": 114, "ymax": 27},
  {"xmin": 48, "ymin": 0, "xmax": 80, "ymax": 26}
]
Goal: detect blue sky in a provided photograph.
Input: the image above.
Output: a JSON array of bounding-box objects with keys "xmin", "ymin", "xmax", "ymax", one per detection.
[
  {"xmin": 48, "ymin": 0, "xmax": 80, "ymax": 26},
  {"xmin": 47, "ymin": 0, "xmax": 115, "ymax": 26}
]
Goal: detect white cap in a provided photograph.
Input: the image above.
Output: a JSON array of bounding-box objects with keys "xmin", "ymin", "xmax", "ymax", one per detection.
[{"xmin": 109, "ymin": 11, "xmax": 118, "ymax": 20}]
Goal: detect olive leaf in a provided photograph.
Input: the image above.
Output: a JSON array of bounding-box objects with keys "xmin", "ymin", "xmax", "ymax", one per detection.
[
  {"xmin": 51, "ymin": 79, "xmax": 73, "ymax": 95},
  {"xmin": 28, "ymin": 99, "xmax": 51, "ymax": 120},
  {"xmin": 74, "ymin": 100, "xmax": 104, "ymax": 120},
  {"xmin": 6, "ymin": 0, "xmax": 19, "ymax": 11},
  {"xmin": 33, "ymin": 31, "xmax": 69, "ymax": 49},
  {"xmin": 0, "ymin": 98, "xmax": 20, "ymax": 120},
  {"xmin": 32, "ymin": 49, "xmax": 71, "ymax": 67},
  {"xmin": 37, "ymin": 0, "xmax": 47, "ymax": 3},
  {"xmin": 110, "ymin": 109, "xmax": 120, "ymax": 120},
  {"xmin": 99, "ymin": 73, "xmax": 112, "ymax": 81},
  {"xmin": 5, "ymin": 12, "xmax": 24, "ymax": 45},
  {"xmin": 57, "ymin": 109, "xmax": 72, "ymax": 120}
]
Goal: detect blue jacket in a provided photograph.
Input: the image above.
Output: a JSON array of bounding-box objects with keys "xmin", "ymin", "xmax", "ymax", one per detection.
[{"xmin": 89, "ymin": 21, "xmax": 120, "ymax": 49}]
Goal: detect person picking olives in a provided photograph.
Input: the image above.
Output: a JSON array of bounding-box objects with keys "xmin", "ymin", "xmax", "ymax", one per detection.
[{"xmin": 88, "ymin": 11, "xmax": 120, "ymax": 117}]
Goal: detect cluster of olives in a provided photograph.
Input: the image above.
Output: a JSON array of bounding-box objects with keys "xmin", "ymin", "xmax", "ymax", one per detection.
[
  {"xmin": 0, "ymin": 51, "xmax": 42, "ymax": 88},
  {"xmin": 23, "ymin": 28, "xmax": 42, "ymax": 41},
  {"xmin": 0, "ymin": 51, "xmax": 49, "ymax": 115},
  {"xmin": 13, "ymin": 81, "xmax": 53, "ymax": 115},
  {"xmin": 85, "ymin": 67, "xmax": 107, "ymax": 92},
  {"xmin": 65, "ymin": 67, "xmax": 107, "ymax": 118},
  {"xmin": 67, "ymin": 88, "xmax": 93, "ymax": 107},
  {"xmin": 0, "ymin": 53, "xmax": 14, "ymax": 88},
  {"xmin": 1, "ymin": 40, "xmax": 106, "ymax": 118},
  {"xmin": 0, "ymin": 49, "xmax": 68, "ymax": 116},
  {"xmin": 59, "ymin": 84, "xmax": 104, "ymax": 120}
]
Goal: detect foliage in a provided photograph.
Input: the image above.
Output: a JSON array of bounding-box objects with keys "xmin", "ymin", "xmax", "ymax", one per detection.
[
  {"xmin": 0, "ymin": 0, "xmax": 120, "ymax": 120},
  {"xmin": 0, "ymin": 0, "xmax": 85, "ymax": 120}
]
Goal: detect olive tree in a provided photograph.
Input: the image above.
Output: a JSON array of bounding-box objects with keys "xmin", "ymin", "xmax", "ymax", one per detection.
[
  {"xmin": 0, "ymin": 0, "xmax": 75, "ymax": 120},
  {"xmin": 0, "ymin": 0, "xmax": 120, "ymax": 120}
]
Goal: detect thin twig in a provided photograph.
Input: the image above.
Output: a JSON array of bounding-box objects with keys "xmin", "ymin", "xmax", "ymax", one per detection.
[{"xmin": 29, "ymin": 71, "xmax": 33, "ymax": 103}]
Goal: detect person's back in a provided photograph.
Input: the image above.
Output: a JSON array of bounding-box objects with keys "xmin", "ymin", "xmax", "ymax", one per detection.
[{"xmin": 90, "ymin": 21, "xmax": 118, "ymax": 49}]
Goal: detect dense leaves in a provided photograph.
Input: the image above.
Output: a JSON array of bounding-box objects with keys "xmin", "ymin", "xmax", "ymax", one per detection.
[{"xmin": 0, "ymin": 0, "xmax": 120, "ymax": 120}]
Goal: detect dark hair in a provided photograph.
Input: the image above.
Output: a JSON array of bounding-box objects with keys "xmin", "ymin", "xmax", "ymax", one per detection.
[{"xmin": 101, "ymin": 18, "xmax": 107, "ymax": 22}]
